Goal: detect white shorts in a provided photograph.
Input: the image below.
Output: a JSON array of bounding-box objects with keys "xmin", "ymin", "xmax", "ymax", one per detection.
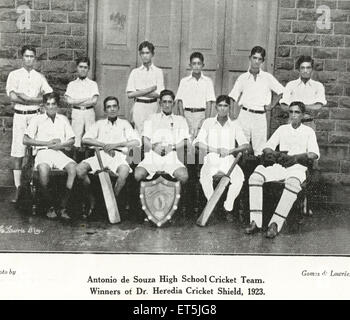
[
  {"xmin": 254, "ymin": 163, "xmax": 307, "ymax": 184},
  {"xmin": 11, "ymin": 112, "xmax": 39, "ymax": 157},
  {"xmin": 137, "ymin": 150, "xmax": 185, "ymax": 178},
  {"xmin": 35, "ymin": 149, "xmax": 76, "ymax": 170},
  {"xmin": 132, "ymin": 101, "xmax": 158, "ymax": 134},
  {"xmin": 71, "ymin": 108, "xmax": 96, "ymax": 147},
  {"xmin": 201, "ymin": 153, "xmax": 244, "ymax": 178},
  {"xmin": 82, "ymin": 151, "xmax": 131, "ymax": 174}
]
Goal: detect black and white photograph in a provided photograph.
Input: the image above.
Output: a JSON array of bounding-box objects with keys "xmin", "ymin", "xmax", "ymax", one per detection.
[{"xmin": 0, "ymin": 0, "xmax": 349, "ymax": 300}]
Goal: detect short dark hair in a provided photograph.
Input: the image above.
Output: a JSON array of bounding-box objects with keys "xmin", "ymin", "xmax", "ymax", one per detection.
[
  {"xmin": 138, "ymin": 41, "xmax": 155, "ymax": 54},
  {"xmin": 216, "ymin": 95, "xmax": 230, "ymax": 105},
  {"xmin": 76, "ymin": 56, "xmax": 90, "ymax": 67},
  {"xmin": 289, "ymin": 101, "xmax": 306, "ymax": 114},
  {"xmin": 190, "ymin": 52, "xmax": 204, "ymax": 63},
  {"xmin": 250, "ymin": 46, "xmax": 266, "ymax": 61},
  {"xmin": 43, "ymin": 92, "xmax": 60, "ymax": 105},
  {"xmin": 103, "ymin": 96, "xmax": 119, "ymax": 111},
  {"xmin": 296, "ymin": 55, "xmax": 314, "ymax": 69},
  {"xmin": 21, "ymin": 45, "xmax": 36, "ymax": 56},
  {"xmin": 159, "ymin": 89, "xmax": 175, "ymax": 101}
]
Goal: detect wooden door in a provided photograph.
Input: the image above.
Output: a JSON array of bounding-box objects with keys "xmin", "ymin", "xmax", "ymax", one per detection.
[
  {"xmin": 95, "ymin": 0, "xmax": 140, "ymax": 119},
  {"xmin": 179, "ymin": 0, "xmax": 226, "ymax": 96},
  {"xmin": 222, "ymin": 0, "xmax": 279, "ymax": 95}
]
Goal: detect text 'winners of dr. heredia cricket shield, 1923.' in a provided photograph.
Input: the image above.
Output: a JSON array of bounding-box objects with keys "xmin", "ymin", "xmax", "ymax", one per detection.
[{"xmin": 87, "ymin": 274, "xmax": 266, "ymax": 296}]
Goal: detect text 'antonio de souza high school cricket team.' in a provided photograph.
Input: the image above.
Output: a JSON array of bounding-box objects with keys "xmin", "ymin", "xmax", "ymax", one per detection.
[{"xmin": 6, "ymin": 40, "xmax": 326, "ymax": 239}]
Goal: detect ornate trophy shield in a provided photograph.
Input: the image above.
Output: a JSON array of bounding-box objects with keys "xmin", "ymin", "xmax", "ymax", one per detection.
[{"xmin": 140, "ymin": 176, "xmax": 181, "ymax": 227}]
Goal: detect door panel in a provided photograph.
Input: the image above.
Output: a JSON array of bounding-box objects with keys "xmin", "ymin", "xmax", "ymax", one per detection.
[
  {"xmin": 179, "ymin": 0, "xmax": 225, "ymax": 96},
  {"xmin": 95, "ymin": 0, "xmax": 139, "ymax": 118}
]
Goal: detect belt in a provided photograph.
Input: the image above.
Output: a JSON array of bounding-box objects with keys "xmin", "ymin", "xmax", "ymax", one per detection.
[
  {"xmin": 242, "ymin": 106, "xmax": 266, "ymax": 114},
  {"xmin": 185, "ymin": 108, "xmax": 206, "ymax": 113},
  {"xmin": 73, "ymin": 106, "xmax": 94, "ymax": 110},
  {"xmin": 135, "ymin": 98, "xmax": 157, "ymax": 104},
  {"xmin": 14, "ymin": 109, "xmax": 39, "ymax": 115}
]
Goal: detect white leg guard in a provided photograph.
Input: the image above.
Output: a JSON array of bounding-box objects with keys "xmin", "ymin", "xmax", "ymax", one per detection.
[
  {"xmin": 13, "ymin": 170, "xmax": 21, "ymax": 188},
  {"xmin": 249, "ymin": 171, "xmax": 265, "ymax": 228},
  {"xmin": 269, "ymin": 177, "xmax": 302, "ymax": 232},
  {"xmin": 200, "ymin": 170, "xmax": 214, "ymax": 201}
]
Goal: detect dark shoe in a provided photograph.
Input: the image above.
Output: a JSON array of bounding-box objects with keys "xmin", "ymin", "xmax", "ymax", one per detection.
[
  {"xmin": 82, "ymin": 205, "xmax": 95, "ymax": 220},
  {"xmin": 265, "ymin": 222, "xmax": 278, "ymax": 239},
  {"xmin": 244, "ymin": 221, "xmax": 260, "ymax": 235},
  {"xmin": 224, "ymin": 210, "xmax": 235, "ymax": 223}
]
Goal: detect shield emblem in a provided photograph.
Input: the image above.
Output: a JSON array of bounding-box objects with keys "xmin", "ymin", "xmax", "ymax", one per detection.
[{"xmin": 140, "ymin": 176, "xmax": 181, "ymax": 227}]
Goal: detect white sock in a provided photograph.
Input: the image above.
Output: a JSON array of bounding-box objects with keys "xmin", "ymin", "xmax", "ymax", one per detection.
[{"xmin": 13, "ymin": 170, "xmax": 21, "ymax": 188}]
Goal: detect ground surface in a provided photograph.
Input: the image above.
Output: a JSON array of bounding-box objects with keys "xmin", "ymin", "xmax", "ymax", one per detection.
[{"xmin": 0, "ymin": 187, "xmax": 349, "ymax": 255}]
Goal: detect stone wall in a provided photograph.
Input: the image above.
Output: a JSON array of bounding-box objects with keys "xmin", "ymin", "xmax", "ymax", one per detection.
[
  {"xmin": 274, "ymin": 0, "xmax": 350, "ymax": 203},
  {"xmin": 0, "ymin": 0, "xmax": 88, "ymax": 185}
]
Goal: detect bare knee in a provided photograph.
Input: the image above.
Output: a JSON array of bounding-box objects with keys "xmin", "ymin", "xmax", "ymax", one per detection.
[
  {"xmin": 37, "ymin": 164, "xmax": 50, "ymax": 186},
  {"xmin": 76, "ymin": 163, "xmax": 90, "ymax": 179},
  {"xmin": 117, "ymin": 165, "xmax": 130, "ymax": 181},
  {"xmin": 64, "ymin": 162, "xmax": 76, "ymax": 177},
  {"xmin": 134, "ymin": 167, "xmax": 148, "ymax": 182},
  {"xmin": 174, "ymin": 168, "xmax": 189, "ymax": 184}
]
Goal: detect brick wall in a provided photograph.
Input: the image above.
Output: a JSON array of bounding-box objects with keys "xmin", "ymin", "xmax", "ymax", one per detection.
[
  {"xmin": 274, "ymin": 0, "xmax": 350, "ymax": 204},
  {"xmin": 0, "ymin": 0, "xmax": 88, "ymax": 185}
]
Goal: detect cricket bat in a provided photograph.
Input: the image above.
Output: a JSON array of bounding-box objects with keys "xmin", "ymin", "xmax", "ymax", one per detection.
[
  {"xmin": 196, "ymin": 152, "xmax": 243, "ymax": 227},
  {"xmin": 95, "ymin": 148, "xmax": 121, "ymax": 224}
]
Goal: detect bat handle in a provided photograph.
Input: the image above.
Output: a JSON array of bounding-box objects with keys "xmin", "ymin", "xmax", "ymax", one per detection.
[
  {"xmin": 226, "ymin": 152, "xmax": 243, "ymax": 177},
  {"xmin": 95, "ymin": 148, "xmax": 105, "ymax": 170}
]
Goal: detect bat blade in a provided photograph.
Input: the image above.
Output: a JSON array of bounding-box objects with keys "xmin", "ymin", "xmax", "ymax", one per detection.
[
  {"xmin": 196, "ymin": 176, "xmax": 230, "ymax": 227},
  {"xmin": 98, "ymin": 171, "xmax": 120, "ymax": 224}
]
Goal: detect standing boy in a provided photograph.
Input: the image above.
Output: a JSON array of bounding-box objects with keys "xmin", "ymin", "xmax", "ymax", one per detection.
[
  {"xmin": 229, "ymin": 46, "xmax": 284, "ymax": 156},
  {"xmin": 6, "ymin": 45, "xmax": 53, "ymax": 203},
  {"xmin": 126, "ymin": 41, "xmax": 164, "ymax": 134},
  {"xmin": 65, "ymin": 57, "xmax": 99, "ymax": 153}
]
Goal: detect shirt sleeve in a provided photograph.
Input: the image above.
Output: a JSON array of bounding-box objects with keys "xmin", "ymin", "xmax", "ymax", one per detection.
[
  {"xmin": 63, "ymin": 117, "xmax": 75, "ymax": 141},
  {"xmin": 65, "ymin": 81, "xmax": 73, "ymax": 97},
  {"xmin": 176, "ymin": 118, "xmax": 190, "ymax": 143},
  {"xmin": 307, "ymin": 129, "xmax": 320, "ymax": 159},
  {"xmin": 126, "ymin": 69, "xmax": 136, "ymax": 93},
  {"xmin": 155, "ymin": 68, "xmax": 165, "ymax": 95},
  {"xmin": 264, "ymin": 127, "xmax": 281, "ymax": 151},
  {"xmin": 228, "ymin": 76, "xmax": 243, "ymax": 102},
  {"xmin": 142, "ymin": 118, "xmax": 153, "ymax": 140},
  {"xmin": 234, "ymin": 122, "xmax": 248, "ymax": 146},
  {"xmin": 123, "ymin": 121, "xmax": 141, "ymax": 144},
  {"xmin": 91, "ymin": 81, "xmax": 100, "ymax": 97},
  {"xmin": 314, "ymin": 83, "xmax": 327, "ymax": 106},
  {"xmin": 83, "ymin": 121, "xmax": 99, "ymax": 140},
  {"xmin": 40, "ymin": 74, "xmax": 53, "ymax": 94},
  {"xmin": 279, "ymin": 81, "xmax": 292, "ymax": 105},
  {"xmin": 6, "ymin": 71, "xmax": 17, "ymax": 96},
  {"xmin": 175, "ymin": 78, "xmax": 185, "ymax": 101},
  {"xmin": 24, "ymin": 116, "xmax": 38, "ymax": 139},
  {"xmin": 192, "ymin": 120, "xmax": 209, "ymax": 146},
  {"xmin": 206, "ymin": 78, "xmax": 216, "ymax": 102},
  {"xmin": 269, "ymin": 74, "xmax": 284, "ymax": 95}
]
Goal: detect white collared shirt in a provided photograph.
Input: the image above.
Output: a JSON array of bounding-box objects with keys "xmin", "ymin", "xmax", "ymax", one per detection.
[
  {"xmin": 65, "ymin": 77, "xmax": 99, "ymax": 100},
  {"xmin": 25, "ymin": 113, "xmax": 75, "ymax": 143},
  {"xmin": 265, "ymin": 124, "xmax": 320, "ymax": 158},
  {"xmin": 83, "ymin": 118, "xmax": 140, "ymax": 150},
  {"xmin": 280, "ymin": 78, "xmax": 327, "ymax": 106},
  {"xmin": 193, "ymin": 116, "xmax": 248, "ymax": 149},
  {"xmin": 229, "ymin": 69, "xmax": 284, "ymax": 110},
  {"xmin": 143, "ymin": 112, "xmax": 190, "ymax": 145},
  {"xmin": 126, "ymin": 63, "xmax": 164, "ymax": 97},
  {"xmin": 175, "ymin": 73, "xmax": 216, "ymax": 108},
  {"xmin": 6, "ymin": 67, "xmax": 53, "ymax": 111}
]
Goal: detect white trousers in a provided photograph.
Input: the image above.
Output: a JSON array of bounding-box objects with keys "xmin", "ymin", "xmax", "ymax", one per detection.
[
  {"xmin": 237, "ymin": 109, "xmax": 267, "ymax": 156},
  {"xmin": 71, "ymin": 108, "xmax": 95, "ymax": 147},
  {"xmin": 132, "ymin": 101, "xmax": 158, "ymax": 134},
  {"xmin": 200, "ymin": 153, "xmax": 244, "ymax": 211}
]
